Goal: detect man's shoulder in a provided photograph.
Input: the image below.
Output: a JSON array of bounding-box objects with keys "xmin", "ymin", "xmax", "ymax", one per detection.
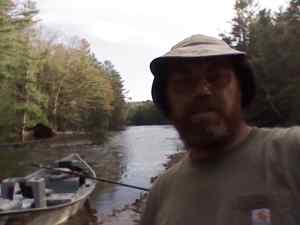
[
  {"xmin": 255, "ymin": 126, "xmax": 300, "ymax": 143},
  {"xmin": 256, "ymin": 126, "xmax": 300, "ymax": 186},
  {"xmin": 152, "ymin": 153, "xmax": 187, "ymax": 189},
  {"xmin": 162, "ymin": 154, "xmax": 186, "ymax": 177},
  {"xmin": 253, "ymin": 126, "xmax": 300, "ymax": 166}
]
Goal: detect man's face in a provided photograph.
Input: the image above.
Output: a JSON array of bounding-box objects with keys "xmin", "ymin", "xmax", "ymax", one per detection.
[{"xmin": 166, "ymin": 59, "xmax": 243, "ymax": 152}]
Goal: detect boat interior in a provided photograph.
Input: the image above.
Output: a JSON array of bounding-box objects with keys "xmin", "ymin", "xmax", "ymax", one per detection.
[{"xmin": 0, "ymin": 158, "xmax": 92, "ymax": 212}]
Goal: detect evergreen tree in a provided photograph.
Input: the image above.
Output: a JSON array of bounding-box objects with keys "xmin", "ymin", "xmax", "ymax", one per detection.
[
  {"xmin": 103, "ymin": 60, "xmax": 127, "ymax": 130},
  {"xmin": 221, "ymin": 0, "xmax": 300, "ymax": 126},
  {"xmin": 0, "ymin": 0, "xmax": 39, "ymax": 141}
]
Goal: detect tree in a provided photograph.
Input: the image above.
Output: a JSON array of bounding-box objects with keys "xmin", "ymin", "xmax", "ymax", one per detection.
[
  {"xmin": 39, "ymin": 39, "xmax": 114, "ymax": 132},
  {"xmin": 221, "ymin": 0, "xmax": 300, "ymax": 126},
  {"xmin": 103, "ymin": 60, "xmax": 127, "ymax": 130},
  {"xmin": 127, "ymin": 101, "xmax": 168, "ymax": 125},
  {"xmin": 0, "ymin": 0, "xmax": 39, "ymax": 141},
  {"xmin": 221, "ymin": 0, "xmax": 258, "ymax": 51},
  {"xmin": 0, "ymin": 2, "xmax": 128, "ymax": 143}
]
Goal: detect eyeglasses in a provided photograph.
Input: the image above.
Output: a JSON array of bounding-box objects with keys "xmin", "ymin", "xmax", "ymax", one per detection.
[{"xmin": 167, "ymin": 65, "xmax": 233, "ymax": 93}]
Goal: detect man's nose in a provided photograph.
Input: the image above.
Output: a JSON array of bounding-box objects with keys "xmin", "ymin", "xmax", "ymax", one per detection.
[{"xmin": 192, "ymin": 78, "xmax": 212, "ymax": 97}]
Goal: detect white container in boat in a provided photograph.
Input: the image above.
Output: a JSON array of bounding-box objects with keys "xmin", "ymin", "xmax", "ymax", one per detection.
[{"xmin": 27, "ymin": 178, "xmax": 46, "ymax": 208}]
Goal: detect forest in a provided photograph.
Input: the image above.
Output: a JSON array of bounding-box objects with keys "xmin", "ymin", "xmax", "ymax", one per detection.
[
  {"xmin": 0, "ymin": 0, "xmax": 299, "ymax": 141},
  {"xmin": 221, "ymin": 0, "xmax": 300, "ymax": 127},
  {"xmin": 0, "ymin": 0, "xmax": 127, "ymax": 142}
]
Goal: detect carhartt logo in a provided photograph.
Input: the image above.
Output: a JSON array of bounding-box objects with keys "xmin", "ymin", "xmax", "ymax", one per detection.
[{"xmin": 251, "ymin": 208, "xmax": 271, "ymax": 225}]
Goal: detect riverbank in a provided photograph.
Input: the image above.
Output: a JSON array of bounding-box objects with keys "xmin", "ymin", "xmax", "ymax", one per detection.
[
  {"xmin": 0, "ymin": 132, "xmax": 106, "ymax": 151},
  {"xmin": 98, "ymin": 152, "xmax": 185, "ymax": 225}
]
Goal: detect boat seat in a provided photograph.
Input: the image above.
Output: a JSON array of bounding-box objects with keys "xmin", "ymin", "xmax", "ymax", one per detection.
[
  {"xmin": 46, "ymin": 193, "xmax": 73, "ymax": 206},
  {"xmin": 46, "ymin": 177, "xmax": 80, "ymax": 193}
]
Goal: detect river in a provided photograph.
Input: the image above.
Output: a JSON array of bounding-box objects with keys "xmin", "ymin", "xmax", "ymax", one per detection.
[{"xmin": 0, "ymin": 125, "xmax": 182, "ymax": 224}]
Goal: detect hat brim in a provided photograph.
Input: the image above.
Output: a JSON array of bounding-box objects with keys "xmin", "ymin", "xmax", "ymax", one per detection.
[{"xmin": 150, "ymin": 49, "xmax": 245, "ymax": 77}]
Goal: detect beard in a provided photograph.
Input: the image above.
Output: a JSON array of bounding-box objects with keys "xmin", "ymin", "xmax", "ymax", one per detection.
[
  {"xmin": 174, "ymin": 113, "xmax": 231, "ymax": 150},
  {"xmin": 171, "ymin": 97, "xmax": 241, "ymax": 153},
  {"xmin": 180, "ymin": 123, "xmax": 229, "ymax": 146}
]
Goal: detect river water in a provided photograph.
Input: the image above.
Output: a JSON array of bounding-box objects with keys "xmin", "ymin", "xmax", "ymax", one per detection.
[
  {"xmin": 0, "ymin": 125, "xmax": 182, "ymax": 224},
  {"xmin": 93, "ymin": 125, "xmax": 181, "ymax": 216}
]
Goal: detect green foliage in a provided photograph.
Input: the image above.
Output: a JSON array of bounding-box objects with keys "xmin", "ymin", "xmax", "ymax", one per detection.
[
  {"xmin": 0, "ymin": 0, "xmax": 41, "ymax": 141},
  {"xmin": 0, "ymin": 1, "xmax": 127, "ymax": 143},
  {"xmin": 35, "ymin": 38, "xmax": 127, "ymax": 142},
  {"xmin": 103, "ymin": 60, "xmax": 127, "ymax": 130},
  {"xmin": 81, "ymin": 103, "xmax": 110, "ymax": 144},
  {"xmin": 220, "ymin": 0, "xmax": 300, "ymax": 126},
  {"xmin": 127, "ymin": 101, "xmax": 168, "ymax": 126},
  {"xmin": 0, "ymin": 84, "xmax": 17, "ymax": 142}
]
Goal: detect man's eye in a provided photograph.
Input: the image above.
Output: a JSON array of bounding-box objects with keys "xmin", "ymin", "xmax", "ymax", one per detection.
[
  {"xmin": 208, "ymin": 71, "xmax": 229, "ymax": 82},
  {"xmin": 169, "ymin": 77, "xmax": 194, "ymax": 92}
]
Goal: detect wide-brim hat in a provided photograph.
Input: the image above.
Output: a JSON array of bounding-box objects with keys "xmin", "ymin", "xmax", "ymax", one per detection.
[{"xmin": 150, "ymin": 34, "xmax": 256, "ymax": 114}]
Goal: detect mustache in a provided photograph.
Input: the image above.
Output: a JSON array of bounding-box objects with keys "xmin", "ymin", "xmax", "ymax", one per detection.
[{"xmin": 184, "ymin": 98, "xmax": 222, "ymax": 116}]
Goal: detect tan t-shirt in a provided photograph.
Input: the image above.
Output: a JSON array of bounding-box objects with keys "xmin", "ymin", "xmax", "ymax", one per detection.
[{"xmin": 140, "ymin": 127, "xmax": 300, "ymax": 225}]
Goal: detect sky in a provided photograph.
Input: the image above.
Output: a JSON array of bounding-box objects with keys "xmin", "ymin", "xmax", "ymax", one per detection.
[{"xmin": 33, "ymin": 0, "xmax": 288, "ymax": 102}]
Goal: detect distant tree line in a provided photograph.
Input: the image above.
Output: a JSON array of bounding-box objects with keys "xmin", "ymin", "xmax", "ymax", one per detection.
[
  {"xmin": 221, "ymin": 0, "xmax": 300, "ymax": 127},
  {"xmin": 0, "ymin": 0, "xmax": 126, "ymax": 143},
  {"xmin": 127, "ymin": 101, "xmax": 168, "ymax": 125}
]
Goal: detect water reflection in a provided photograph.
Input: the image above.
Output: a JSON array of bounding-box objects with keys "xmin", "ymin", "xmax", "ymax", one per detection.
[{"xmin": 94, "ymin": 125, "xmax": 181, "ymax": 215}]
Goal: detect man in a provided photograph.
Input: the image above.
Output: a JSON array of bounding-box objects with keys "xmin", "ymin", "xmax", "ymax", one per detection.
[{"xmin": 140, "ymin": 34, "xmax": 300, "ymax": 225}]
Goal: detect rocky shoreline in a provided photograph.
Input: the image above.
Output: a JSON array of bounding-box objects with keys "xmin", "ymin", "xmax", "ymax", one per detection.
[{"xmin": 98, "ymin": 152, "xmax": 185, "ymax": 225}]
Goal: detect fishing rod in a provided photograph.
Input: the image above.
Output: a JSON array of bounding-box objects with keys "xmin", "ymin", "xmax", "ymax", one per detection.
[{"xmin": 31, "ymin": 164, "xmax": 150, "ymax": 192}]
